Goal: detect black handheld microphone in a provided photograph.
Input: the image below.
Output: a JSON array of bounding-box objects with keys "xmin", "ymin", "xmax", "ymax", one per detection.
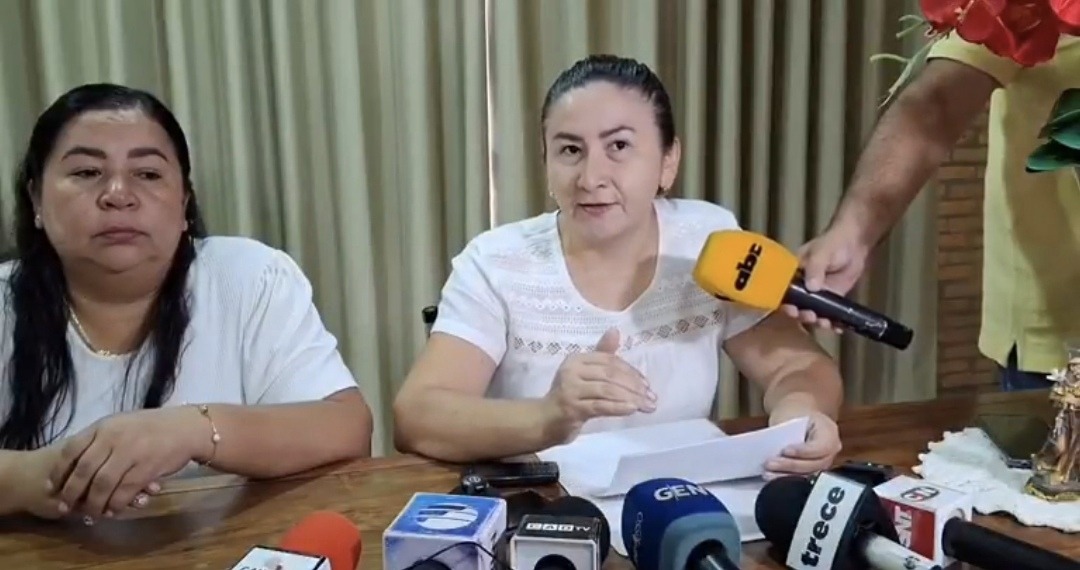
[
  {"xmin": 693, "ymin": 230, "xmax": 913, "ymax": 350},
  {"xmin": 755, "ymin": 473, "xmax": 941, "ymax": 570},
  {"xmin": 941, "ymin": 519, "xmax": 1079, "ymax": 570},
  {"xmin": 787, "ymin": 274, "xmax": 912, "ymax": 350}
]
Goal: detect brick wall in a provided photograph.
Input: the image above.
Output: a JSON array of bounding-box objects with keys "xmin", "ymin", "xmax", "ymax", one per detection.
[{"xmin": 936, "ymin": 109, "xmax": 998, "ymax": 396}]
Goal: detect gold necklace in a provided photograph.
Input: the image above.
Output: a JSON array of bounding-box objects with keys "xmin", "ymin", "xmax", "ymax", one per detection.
[{"xmin": 69, "ymin": 309, "xmax": 122, "ymax": 358}]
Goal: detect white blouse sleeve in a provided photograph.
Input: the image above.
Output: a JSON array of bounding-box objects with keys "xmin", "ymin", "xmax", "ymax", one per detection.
[
  {"xmin": 240, "ymin": 251, "xmax": 359, "ymax": 404},
  {"xmin": 429, "ymin": 241, "xmax": 508, "ymax": 364}
]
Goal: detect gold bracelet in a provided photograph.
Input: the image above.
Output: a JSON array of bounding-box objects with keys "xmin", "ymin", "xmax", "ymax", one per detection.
[{"xmin": 194, "ymin": 404, "xmax": 221, "ymax": 467}]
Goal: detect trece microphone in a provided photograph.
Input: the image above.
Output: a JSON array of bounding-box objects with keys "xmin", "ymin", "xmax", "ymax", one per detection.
[
  {"xmin": 875, "ymin": 475, "xmax": 1079, "ymax": 570},
  {"xmin": 510, "ymin": 496, "xmax": 612, "ymax": 570},
  {"xmin": 692, "ymin": 229, "xmax": 913, "ymax": 350},
  {"xmin": 229, "ymin": 510, "xmax": 362, "ymax": 570},
  {"xmin": 755, "ymin": 473, "xmax": 941, "ymax": 570},
  {"xmin": 383, "ymin": 492, "xmax": 507, "ymax": 570},
  {"xmin": 621, "ymin": 477, "xmax": 742, "ymax": 570}
]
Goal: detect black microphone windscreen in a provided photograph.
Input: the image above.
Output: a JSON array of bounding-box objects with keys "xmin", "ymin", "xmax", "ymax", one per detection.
[
  {"xmin": 943, "ymin": 518, "xmax": 1079, "ymax": 570},
  {"xmin": 544, "ymin": 496, "xmax": 611, "ymax": 561},
  {"xmin": 753, "ymin": 476, "xmax": 814, "ymax": 553}
]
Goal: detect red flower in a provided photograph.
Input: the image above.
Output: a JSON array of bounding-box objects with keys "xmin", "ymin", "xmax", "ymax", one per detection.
[
  {"xmin": 1050, "ymin": 0, "xmax": 1080, "ymax": 33},
  {"xmin": 920, "ymin": 0, "xmax": 1063, "ymax": 66},
  {"xmin": 920, "ymin": 0, "xmax": 1007, "ymax": 40},
  {"xmin": 994, "ymin": 1, "xmax": 1063, "ymax": 66}
]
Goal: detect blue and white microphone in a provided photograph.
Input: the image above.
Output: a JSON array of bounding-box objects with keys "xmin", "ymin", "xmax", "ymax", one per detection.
[
  {"xmin": 621, "ymin": 478, "xmax": 741, "ymax": 570},
  {"xmin": 382, "ymin": 492, "xmax": 507, "ymax": 570}
]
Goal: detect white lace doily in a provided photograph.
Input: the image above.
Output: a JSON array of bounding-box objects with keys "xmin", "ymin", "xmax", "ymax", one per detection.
[{"xmin": 912, "ymin": 428, "xmax": 1080, "ymax": 532}]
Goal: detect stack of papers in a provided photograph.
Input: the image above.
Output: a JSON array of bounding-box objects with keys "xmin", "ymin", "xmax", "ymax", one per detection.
[{"xmin": 536, "ymin": 417, "xmax": 809, "ymax": 556}]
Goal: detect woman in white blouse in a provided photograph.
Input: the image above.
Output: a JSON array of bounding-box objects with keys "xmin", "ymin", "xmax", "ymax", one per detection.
[
  {"xmin": 394, "ymin": 55, "xmax": 845, "ymax": 478},
  {"xmin": 0, "ymin": 84, "xmax": 372, "ymax": 523}
]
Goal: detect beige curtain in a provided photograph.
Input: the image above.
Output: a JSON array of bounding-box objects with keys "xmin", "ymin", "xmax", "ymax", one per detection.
[
  {"xmin": 488, "ymin": 0, "xmax": 939, "ymax": 418},
  {"xmin": 0, "ymin": 0, "xmax": 489, "ymax": 456}
]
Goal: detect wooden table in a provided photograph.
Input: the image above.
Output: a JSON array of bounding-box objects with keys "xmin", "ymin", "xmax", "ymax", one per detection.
[{"xmin": 1, "ymin": 390, "xmax": 1076, "ymax": 569}]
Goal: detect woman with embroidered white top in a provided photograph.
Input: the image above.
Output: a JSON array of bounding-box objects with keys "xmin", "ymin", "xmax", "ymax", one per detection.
[
  {"xmin": 0, "ymin": 84, "xmax": 373, "ymax": 523},
  {"xmin": 394, "ymin": 55, "xmax": 844, "ymax": 478}
]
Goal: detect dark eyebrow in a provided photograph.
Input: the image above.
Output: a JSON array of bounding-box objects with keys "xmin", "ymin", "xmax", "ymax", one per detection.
[
  {"xmin": 58, "ymin": 146, "xmax": 169, "ymax": 162},
  {"xmin": 600, "ymin": 125, "xmax": 634, "ymax": 138},
  {"xmin": 551, "ymin": 125, "xmax": 635, "ymax": 143},
  {"xmin": 60, "ymin": 146, "xmax": 106, "ymax": 161},
  {"xmin": 128, "ymin": 147, "xmax": 168, "ymax": 161}
]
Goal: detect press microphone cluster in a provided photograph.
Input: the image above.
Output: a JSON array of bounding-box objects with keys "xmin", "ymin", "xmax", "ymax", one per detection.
[
  {"xmin": 621, "ymin": 478, "xmax": 742, "ymax": 570},
  {"xmin": 874, "ymin": 475, "xmax": 1079, "ymax": 570},
  {"xmin": 693, "ymin": 230, "xmax": 913, "ymax": 350},
  {"xmin": 755, "ymin": 472, "xmax": 941, "ymax": 570},
  {"xmin": 229, "ymin": 510, "xmax": 362, "ymax": 570},
  {"xmin": 510, "ymin": 496, "xmax": 611, "ymax": 570}
]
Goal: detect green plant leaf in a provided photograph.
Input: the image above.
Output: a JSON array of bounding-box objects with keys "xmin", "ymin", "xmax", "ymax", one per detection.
[
  {"xmin": 875, "ymin": 39, "xmax": 936, "ymax": 108},
  {"xmin": 1026, "ymin": 141, "xmax": 1080, "ymax": 173},
  {"xmin": 1053, "ymin": 88, "xmax": 1080, "ymax": 117},
  {"xmin": 1038, "ymin": 89, "xmax": 1080, "ymax": 136},
  {"xmin": 1049, "ymin": 122, "xmax": 1080, "ymax": 151}
]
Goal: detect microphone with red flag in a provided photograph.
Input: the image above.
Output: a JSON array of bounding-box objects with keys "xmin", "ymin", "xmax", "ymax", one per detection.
[
  {"xmin": 230, "ymin": 510, "xmax": 362, "ymax": 570},
  {"xmin": 874, "ymin": 475, "xmax": 1077, "ymax": 570}
]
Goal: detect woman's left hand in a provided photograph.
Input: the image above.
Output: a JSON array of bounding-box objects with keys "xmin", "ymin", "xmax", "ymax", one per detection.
[
  {"xmin": 763, "ymin": 410, "xmax": 842, "ymax": 480},
  {"xmin": 48, "ymin": 406, "xmax": 208, "ymax": 518}
]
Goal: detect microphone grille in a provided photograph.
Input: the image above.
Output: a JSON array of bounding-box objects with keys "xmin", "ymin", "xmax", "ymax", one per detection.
[
  {"xmin": 278, "ymin": 511, "xmax": 362, "ymax": 568},
  {"xmin": 753, "ymin": 476, "xmax": 813, "ymax": 552},
  {"xmin": 544, "ymin": 496, "xmax": 611, "ymax": 561}
]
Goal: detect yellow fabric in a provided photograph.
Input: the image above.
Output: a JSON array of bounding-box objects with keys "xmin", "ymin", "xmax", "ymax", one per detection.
[{"xmin": 928, "ymin": 35, "xmax": 1080, "ymax": 373}]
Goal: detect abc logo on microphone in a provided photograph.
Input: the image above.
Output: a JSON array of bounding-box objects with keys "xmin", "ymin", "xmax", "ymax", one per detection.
[{"xmin": 899, "ymin": 486, "xmax": 940, "ymax": 502}]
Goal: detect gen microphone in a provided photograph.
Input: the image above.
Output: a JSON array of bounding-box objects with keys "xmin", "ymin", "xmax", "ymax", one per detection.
[
  {"xmin": 621, "ymin": 478, "xmax": 742, "ymax": 570},
  {"xmin": 755, "ymin": 473, "xmax": 941, "ymax": 570},
  {"xmin": 875, "ymin": 475, "xmax": 1079, "ymax": 570},
  {"xmin": 693, "ymin": 230, "xmax": 913, "ymax": 350},
  {"xmin": 229, "ymin": 510, "xmax": 362, "ymax": 570}
]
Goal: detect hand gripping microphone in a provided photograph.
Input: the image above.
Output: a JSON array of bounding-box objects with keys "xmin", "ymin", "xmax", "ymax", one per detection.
[
  {"xmin": 692, "ymin": 230, "xmax": 913, "ymax": 350},
  {"xmin": 621, "ymin": 478, "xmax": 742, "ymax": 570},
  {"xmin": 875, "ymin": 475, "xmax": 1079, "ymax": 570},
  {"xmin": 755, "ymin": 473, "xmax": 941, "ymax": 570},
  {"xmin": 510, "ymin": 496, "xmax": 612, "ymax": 570},
  {"xmin": 229, "ymin": 510, "xmax": 362, "ymax": 570}
]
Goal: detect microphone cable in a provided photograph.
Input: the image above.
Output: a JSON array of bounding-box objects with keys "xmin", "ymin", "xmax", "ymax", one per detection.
[{"xmin": 402, "ymin": 540, "xmax": 515, "ymax": 570}]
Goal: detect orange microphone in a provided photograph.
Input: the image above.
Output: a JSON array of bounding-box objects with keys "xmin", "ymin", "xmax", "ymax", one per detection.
[
  {"xmin": 230, "ymin": 510, "xmax": 362, "ymax": 570},
  {"xmin": 693, "ymin": 230, "xmax": 913, "ymax": 350}
]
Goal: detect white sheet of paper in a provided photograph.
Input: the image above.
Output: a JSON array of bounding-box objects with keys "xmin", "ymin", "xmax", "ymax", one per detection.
[{"xmin": 537, "ymin": 417, "xmax": 810, "ymax": 556}]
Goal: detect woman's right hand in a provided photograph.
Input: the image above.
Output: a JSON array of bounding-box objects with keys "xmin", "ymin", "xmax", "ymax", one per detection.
[
  {"xmin": 11, "ymin": 441, "xmax": 158, "ymax": 522},
  {"xmin": 14, "ymin": 444, "xmax": 69, "ymax": 520},
  {"xmin": 542, "ymin": 328, "xmax": 657, "ymax": 443}
]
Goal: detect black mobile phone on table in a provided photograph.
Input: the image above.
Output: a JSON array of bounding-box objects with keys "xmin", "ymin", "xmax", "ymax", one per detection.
[
  {"xmin": 463, "ymin": 461, "xmax": 560, "ymax": 487},
  {"xmin": 974, "ymin": 413, "xmax": 1050, "ymax": 469}
]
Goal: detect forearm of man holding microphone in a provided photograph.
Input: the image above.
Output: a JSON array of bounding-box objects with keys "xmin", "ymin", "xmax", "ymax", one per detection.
[{"xmin": 791, "ymin": 58, "xmax": 998, "ymax": 329}]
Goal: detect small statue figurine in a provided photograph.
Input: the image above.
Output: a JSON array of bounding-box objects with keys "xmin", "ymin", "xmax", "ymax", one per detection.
[{"xmin": 1024, "ymin": 352, "xmax": 1080, "ymax": 502}]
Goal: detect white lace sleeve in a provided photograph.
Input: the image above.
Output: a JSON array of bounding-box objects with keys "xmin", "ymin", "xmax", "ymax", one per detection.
[{"xmin": 430, "ymin": 242, "xmax": 508, "ymax": 364}]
